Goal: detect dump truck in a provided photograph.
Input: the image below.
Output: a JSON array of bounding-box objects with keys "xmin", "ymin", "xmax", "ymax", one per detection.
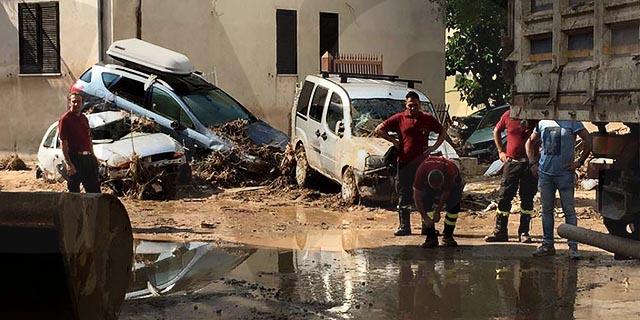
[
  {"xmin": 505, "ymin": 0, "xmax": 640, "ymax": 254},
  {"xmin": 0, "ymin": 192, "xmax": 133, "ymax": 319}
]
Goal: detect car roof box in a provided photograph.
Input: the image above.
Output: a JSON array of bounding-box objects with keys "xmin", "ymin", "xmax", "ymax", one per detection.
[{"xmin": 107, "ymin": 38, "xmax": 195, "ymax": 75}]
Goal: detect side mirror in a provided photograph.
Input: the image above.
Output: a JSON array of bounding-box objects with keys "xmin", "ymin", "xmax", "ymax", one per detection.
[
  {"xmin": 170, "ymin": 121, "xmax": 186, "ymax": 131},
  {"xmin": 335, "ymin": 121, "xmax": 345, "ymax": 138}
]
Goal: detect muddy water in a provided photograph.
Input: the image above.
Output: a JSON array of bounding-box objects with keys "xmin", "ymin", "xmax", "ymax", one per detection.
[{"xmin": 121, "ymin": 239, "xmax": 640, "ymax": 320}]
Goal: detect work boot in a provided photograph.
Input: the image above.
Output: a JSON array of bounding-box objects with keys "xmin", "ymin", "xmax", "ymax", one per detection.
[
  {"xmin": 442, "ymin": 224, "xmax": 458, "ymax": 247},
  {"xmin": 484, "ymin": 214, "xmax": 509, "ymax": 242},
  {"xmin": 421, "ymin": 227, "xmax": 438, "ymax": 248},
  {"xmin": 394, "ymin": 209, "xmax": 411, "ymax": 236},
  {"xmin": 518, "ymin": 213, "xmax": 532, "ymax": 243},
  {"xmin": 532, "ymin": 244, "xmax": 556, "ymax": 257}
]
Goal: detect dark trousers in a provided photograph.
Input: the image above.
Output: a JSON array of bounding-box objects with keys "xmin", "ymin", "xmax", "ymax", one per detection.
[
  {"xmin": 420, "ymin": 182, "xmax": 463, "ymax": 233},
  {"xmin": 67, "ymin": 154, "xmax": 101, "ymax": 193},
  {"xmin": 396, "ymin": 160, "xmax": 421, "ymax": 211},
  {"xmin": 497, "ymin": 161, "xmax": 537, "ymax": 214}
]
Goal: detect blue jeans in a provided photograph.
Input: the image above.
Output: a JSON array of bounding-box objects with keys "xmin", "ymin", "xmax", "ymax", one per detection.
[{"xmin": 539, "ymin": 172, "xmax": 577, "ymax": 247}]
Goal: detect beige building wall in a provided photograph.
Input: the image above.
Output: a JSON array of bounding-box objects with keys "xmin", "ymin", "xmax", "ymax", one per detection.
[
  {"xmin": 0, "ymin": 0, "xmax": 98, "ymax": 153},
  {"xmin": 113, "ymin": 0, "xmax": 445, "ymax": 133}
]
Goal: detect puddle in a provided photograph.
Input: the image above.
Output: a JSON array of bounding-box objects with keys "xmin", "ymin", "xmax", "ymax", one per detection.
[{"xmin": 122, "ymin": 240, "xmax": 640, "ymax": 319}]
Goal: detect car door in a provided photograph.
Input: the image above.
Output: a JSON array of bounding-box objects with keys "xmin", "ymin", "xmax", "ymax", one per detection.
[
  {"xmin": 37, "ymin": 124, "xmax": 63, "ymax": 179},
  {"xmin": 147, "ymin": 85, "xmax": 208, "ymax": 152},
  {"xmin": 320, "ymin": 90, "xmax": 348, "ymax": 180},
  {"xmin": 305, "ymin": 84, "xmax": 330, "ymax": 170}
]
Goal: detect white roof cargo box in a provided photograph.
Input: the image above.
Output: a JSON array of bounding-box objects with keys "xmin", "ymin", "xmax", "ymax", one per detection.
[{"xmin": 107, "ymin": 38, "xmax": 195, "ymax": 75}]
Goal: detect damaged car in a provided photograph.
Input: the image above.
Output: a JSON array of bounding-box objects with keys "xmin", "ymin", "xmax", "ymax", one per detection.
[
  {"xmin": 460, "ymin": 104, "xmax": 509, "ymax": 161},
  {"xmin": 72, "ymin": 39, "xmax": 288, "ymax": 172},
  {"xmin": 36, "ymin": 111, "xmax": 187, "ymax": 198},
  {"xmin": 291, "ymin": 73, "xmax": 460, "ymax": 204}
]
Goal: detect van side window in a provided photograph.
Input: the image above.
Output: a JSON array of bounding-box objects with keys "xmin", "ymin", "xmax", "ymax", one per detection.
[
  {"xmin": 109, "ymin": 77, "xmax": 145, "ymax": 106},
  {"xmin": 101, "ymin": 73, "xmax": 121, "ymax": 89},
  {"xmin": 79, "ymin": 69, "xmax": 92, "ymax": 82},
  {"xmin": 151, "ymin": 88, "xmax": 194, "ymax": 128},
  {"xmin": 43, "ymin": 125, "xmax": 57, "ymax": 148},
  {"xmin": 326, "ymin": 93, "xmax": 343, "ymax": 133},
  {"xmin": 309, "ymin": 86, "xmax": 328, "ymax": 122},
  {"xmin": 296, "ymin": 81, "xmax": 315, "ymax": 115}
]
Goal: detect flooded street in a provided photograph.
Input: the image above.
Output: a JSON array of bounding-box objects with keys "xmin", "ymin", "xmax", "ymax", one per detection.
[{"xmin": 120, "ymin": 239, "xmax": 640, "ymax": 320}]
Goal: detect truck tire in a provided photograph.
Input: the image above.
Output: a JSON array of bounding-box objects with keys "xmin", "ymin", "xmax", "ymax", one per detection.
[
  {"xmin": 341, "ymin": 167, "xmax": 359, "ymax": 205},
  {"xmin": 295, "ymin": 146, "xmax": 312, "ymax": 187}
]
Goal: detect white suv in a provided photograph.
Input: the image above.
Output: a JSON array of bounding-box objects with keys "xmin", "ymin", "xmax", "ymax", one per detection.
[{"xmin": 291, "ymin": 74, "xmax": 460, "ymax": 204}]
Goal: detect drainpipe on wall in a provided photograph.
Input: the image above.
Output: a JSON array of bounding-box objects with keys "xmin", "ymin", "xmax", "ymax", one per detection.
[
  {"xmin": 97, "ymin": 0, "xmax": 103, "ymax": 61},
  {"xmin": 136, "ymin": 0, "xmax": 142, "ymax": 39}
]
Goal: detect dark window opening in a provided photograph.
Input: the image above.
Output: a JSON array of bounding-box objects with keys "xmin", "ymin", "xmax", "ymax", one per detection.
[
  {"xmin": 43, "ymin": 125, "xmax": 57, "ymax": 148},
  {"xmin": 109, "ymin": 77, "xmax": 145, "ymax": 106},
  {"xmin": 529, "ymin": 34, "xmax": 553, "ymax": 62},
  {"xmin": 320, "ymin": 12, "xmax": 339, "ymax": 61},
  {"xmin": 567, "ymin": 29, "xmax": 594, "ymax": 61},
  {"xmin": 276, "ymin": 9, "xmax": 297, "ymax": 75},
  {"xmin": 296, "ymin": 81, "xmax": 315, "ymax": 115},
  {"xmin": 610, "ymin": 22, "xmax": 640, "ymax": 56},
  {"xmin": 309, "ymin": 86, "xmax": 328, "ymax": 122},
  {"xmin": 18, "ymin": 2, "xmax": 60, "ymax": 74},
  {"xmin": 531, "ymin": 0, "xmax": 553, "ymax": 13}
]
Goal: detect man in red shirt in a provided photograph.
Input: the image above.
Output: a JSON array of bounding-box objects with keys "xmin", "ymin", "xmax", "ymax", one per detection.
[
  {"xmin": 413, "ymin": 156, "xmax": 463, "ymax": 247},
  {"xmin": 58, "ymin": 93, "xmax": 101, "ymax": 193},
  {"xmin": 375, "ymin": 91, "xmax": 446, "ymax": 236},
  {"xmin": 484, "ymin": 110, "xmax": 537, "ymax": 243}
]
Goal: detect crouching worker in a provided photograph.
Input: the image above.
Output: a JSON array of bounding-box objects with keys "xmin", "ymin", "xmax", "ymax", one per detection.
[{"xmin": 413, "ymin": 156, "xmax": 463, "ymax": 248}]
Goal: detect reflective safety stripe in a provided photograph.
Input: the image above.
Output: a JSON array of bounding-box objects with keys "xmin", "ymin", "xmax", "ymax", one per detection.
[
  {"xmin": 521, "ymin": 210, "xmax": 534, "ymax": 216},
  {"xmin": 444, "ymin": 218, "xmax": 456, "ymax": 226},
  {"xmin": 446, "ymin": 213, "xmax": 459, "ymax": 219},
  {"xmin": 496, "ymin": 209, "xmax": 510, "ymax": 216},
  {"xmin": 427, "ymin": 211, "xmax": 435, "ymax": 220}
]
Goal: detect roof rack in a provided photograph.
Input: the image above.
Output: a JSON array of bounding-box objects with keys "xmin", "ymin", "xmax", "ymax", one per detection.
[{"xmin": 320, "ymin": 72, "xmax": 422, "ymax": 89}]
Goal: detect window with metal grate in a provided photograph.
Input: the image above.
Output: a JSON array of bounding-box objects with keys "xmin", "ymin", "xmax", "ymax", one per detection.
[{"xmin": 18, "ymin": 1, "xmax": 60, "ymax": 75}]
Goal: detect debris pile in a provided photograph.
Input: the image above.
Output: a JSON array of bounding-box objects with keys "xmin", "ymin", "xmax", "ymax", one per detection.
[
  {"xmin": 193, "ymin": 120, "xmax": 294, "ymax": 188},
  {"xmin": 0, "ymin": 154, "xmax": 28, "ymax": 171}
]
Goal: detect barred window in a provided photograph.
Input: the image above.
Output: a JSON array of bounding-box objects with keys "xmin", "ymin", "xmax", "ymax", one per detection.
[{"xmin": 18, "ymin": 2, "xmax": 60, "ymax": 75}]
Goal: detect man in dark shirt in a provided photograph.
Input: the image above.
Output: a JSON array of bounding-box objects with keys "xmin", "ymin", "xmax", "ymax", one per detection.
[
  {"xmin": 375, "ymin": 91, "xmax": 446, "ymax": 236},
  {"xmin": 58, "ymin": 93, "xmax": 101, "ymax": 193},
  {"xmin": 413, "ymin": 156, "xmax": 463, "ymax": 248},
  {"xmin": 484, "ymin": 110, "xmax": 537, "ymax": 243}
]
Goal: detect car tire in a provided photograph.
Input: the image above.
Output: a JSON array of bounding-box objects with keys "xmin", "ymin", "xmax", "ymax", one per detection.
[
  {"xmin": 35, "ymin": 166, "xmax": 43, "ymax": 179},
  {"xmin": 295, "ymin": 146, "xmax": 312, "ymax": 187},
  {"xmin": 341, "ymin": 167, "xmax": 359, "ymax": 205}
]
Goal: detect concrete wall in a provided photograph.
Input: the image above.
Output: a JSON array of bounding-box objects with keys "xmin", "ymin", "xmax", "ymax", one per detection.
[
  {"xmin": 1, "ymin": 0, "xmax": 444, "ymax": 152},
  {"xmin": 116, "ymin": 0, "xmax": 445, "ymax": 133},
  {"xmin": 0, "ymin": 0, "xmax": 98, "ymax": 153}
]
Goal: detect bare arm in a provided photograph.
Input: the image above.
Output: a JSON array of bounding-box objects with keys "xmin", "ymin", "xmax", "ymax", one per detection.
[
  {"xmin": 61, "ymin": 139, "xmax": 76, "ymax": 175},
  {"xmin": 494, "ymin": 127, "xmax": 507, "ymax": 162},
  {"xmin": 526, "ymin": 132, "xmax": 540, "ymax": 176},
  {"xmin": 414, "ymin": 188, "xmax": 434, "ymax": 228},
  {"xmin": 571, "ymin": 129, "xmax": 592, "ymax": 169},
  {"xmin": 427, "ymin": 130, "xmax": 447, "ymax": 154},
  {"xmin": 375, "ymin": 123, "xmax": 401, "ymax": 149}
]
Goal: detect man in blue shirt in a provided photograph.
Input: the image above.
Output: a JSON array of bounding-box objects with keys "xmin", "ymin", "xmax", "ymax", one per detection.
[{"xmin": 526, "ymin": 120, "xmax": 591, "ymax": 259}]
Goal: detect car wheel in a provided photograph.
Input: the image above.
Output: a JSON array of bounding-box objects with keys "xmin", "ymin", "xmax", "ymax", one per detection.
[
  {"xmin": 35, "ymin": 166, "xmax": 43, "ymax": 179},
  {"xmin": 341, "ymin": 167, "xmax": 359, "ymax": 205},
  {"xmin": 295, "ymin": 146, "xmax": 311, "ymax": 187}
]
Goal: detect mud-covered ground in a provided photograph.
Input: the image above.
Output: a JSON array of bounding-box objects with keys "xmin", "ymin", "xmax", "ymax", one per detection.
[{"xmin": 2, "ymin": 160, "xmax": 638, "ymax": 319}]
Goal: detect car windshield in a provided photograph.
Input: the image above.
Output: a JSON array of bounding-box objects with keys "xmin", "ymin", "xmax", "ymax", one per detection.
[
  {"xmin": 477, "ymin": 107, "xmax": 507, "ymax": 129},
  {"xmin": 180, "ymin": 88, "xmax": 255, "ymax": 127},
  {"xmin": 351, "ymin": 98, "xmax": 435, "ymax": 137}
]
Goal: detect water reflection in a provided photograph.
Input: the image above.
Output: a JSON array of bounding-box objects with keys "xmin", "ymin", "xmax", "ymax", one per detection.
[{"xmin": 124, "ymin": 241, "xmax": 613, "ymax": 319}]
